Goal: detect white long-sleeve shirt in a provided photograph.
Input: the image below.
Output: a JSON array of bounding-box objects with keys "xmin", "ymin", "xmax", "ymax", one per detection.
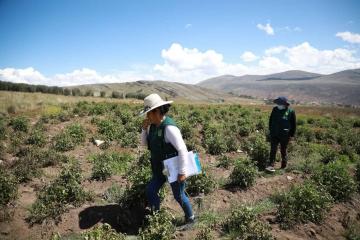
[{"xmin": 141, "ymin": 124, "xmax": 188, "ymax": 174}]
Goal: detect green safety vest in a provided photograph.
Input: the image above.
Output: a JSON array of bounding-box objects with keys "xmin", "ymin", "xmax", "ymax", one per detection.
[
  {"xmin": 269, "ymin": 107, "xmax": 294, "ymax": 138},
  {"xmin": 147, "ymin": 116, "xmax": 178, "ymax": 176}
]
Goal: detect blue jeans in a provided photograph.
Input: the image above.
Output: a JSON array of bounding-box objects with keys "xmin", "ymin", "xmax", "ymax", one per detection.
[{"xmin": 146, "ymin": 174, "xmax": 193, "ymax": 219}]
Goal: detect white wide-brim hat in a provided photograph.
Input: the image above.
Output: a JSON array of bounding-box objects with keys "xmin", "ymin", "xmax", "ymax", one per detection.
[{"xmin": 139, "ymin": 93, "xmax": 173, "ymax": 116}]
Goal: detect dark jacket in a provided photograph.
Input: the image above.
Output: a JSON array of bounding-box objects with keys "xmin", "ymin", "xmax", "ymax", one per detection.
[{"xmin": 269, "ymin": 107, "xmax": 296, "ymax": 138}]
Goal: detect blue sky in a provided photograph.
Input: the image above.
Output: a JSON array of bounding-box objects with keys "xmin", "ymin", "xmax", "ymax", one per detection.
[{"xmin": 1, "ymin": 0, "xmax": 360, "ymax": 86}]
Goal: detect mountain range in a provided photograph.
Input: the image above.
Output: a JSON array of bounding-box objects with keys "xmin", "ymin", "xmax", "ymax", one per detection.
[{"xmin": 197, "ymin": 69, "xmax": 360, "ymax": 106}]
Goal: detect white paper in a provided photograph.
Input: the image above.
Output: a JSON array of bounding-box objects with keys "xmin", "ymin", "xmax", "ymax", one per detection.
[{"xmin": 163, "ymin": 151, "xmax": 201, "ymax": 183}]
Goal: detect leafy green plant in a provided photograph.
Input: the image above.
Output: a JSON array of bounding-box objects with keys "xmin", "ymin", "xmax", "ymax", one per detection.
[
  {"xmin": 91, "ymin": 152, "xmax": 134, "ymax": 180},
  {"xmin": 81, "ymin": 223, "xmax": 126, "ymax": 240},
  {"xmin": 203, "ymin": 124, "xmax": 228, "ymax": 155},
  {"xmin": 243, "ymin": 133, "xmax": 269, "ymax": 170},
  {"xmin": 222, "ymin": 205, "xmax": 273, "ymax": 240},
  {"xmin": 319, "ymin": 146, "xmax": 339, "ymax": 164},
  {"xmin": 312, "ymin": 161, "xmax": 356, "ymax": 202},
  {"xmin": 28, "ymin": 160, "xmax": 89, "ymax": 224},
  {"xmin": 53, "ymin": 123, "xmax": 86, "ymax": 151},
  {"xmin": 272, "ymin": 181, "xmax": 333, "ymax": 229},
  {"xmin": 186, "ymin": 170, "xmax": 216, "ymax": 196},
  {"xmin": 355, "ymin": 161, "xmax": 360, "ymax": 191},
  {"xmin": 0, "ymin": 117, "xmax": 7, "ymax": 140},
  {"xmin": 103, "ymin": 184, "xmax": 124, "ymax": 203},
  {"xmin": 96, "ymin": 119, "xmax": 124, "ymax": 141},
  {"xmin": 9, "ymin": 116, "xmax": 29, "ymax": 132},
  {"xmin": 195, "ymin": 226, "xmax": 215, "ymax": 240},
  {"xmin": 26, "ymin": 128, "xmax": 46, "ymax": 146},
  {"xmin": 217, "ymin": 155, "xmax": 233, "ymax": 169},
  {"xmin": 0, "ymin": 167, "xmax": 18, "ymax": 207},
  {"xmin": 344, "ymin": 220, "xmax": 360, "ymax": 240},
  {"xmin": 228, "ymin": 158, "xmax": 257, "ymax": 189},
  {"xmin": 66, "ymin": 123, "xmax": 86, "ymax": 144},
  {"xmin": 139, "ymin": 209, "xmax": 175, "ymax": 240}
]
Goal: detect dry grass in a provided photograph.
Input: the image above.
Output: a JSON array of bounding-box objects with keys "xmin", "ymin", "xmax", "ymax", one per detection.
[
  {"xmin": 0, "ymin": 91, "xmax": 142, "ymax": 115},
  {"xmin": 1, "ymin": 90, "xmax": 358, "ymax": 118}
]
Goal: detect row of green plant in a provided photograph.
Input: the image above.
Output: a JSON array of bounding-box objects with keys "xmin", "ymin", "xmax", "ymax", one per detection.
[
  {"xmin": 27, "ymin": 160, "xmax": 91, "ymax": 225},
  {"xmin": 52, "ymin": 123, "xmax": 86, "ymax": 151},
  {"xmin": 90, "ymin": 151, "xmax": 134, "ymax": 181},
  {"xmin": 273, "ymin": 160, "xmax": 357, "ymax": 229}
]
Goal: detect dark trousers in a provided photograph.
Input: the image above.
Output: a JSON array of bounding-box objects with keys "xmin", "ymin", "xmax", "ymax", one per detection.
[{"xmin": 269, "ymin": 136, "xmax": 289, "ymax": 166}]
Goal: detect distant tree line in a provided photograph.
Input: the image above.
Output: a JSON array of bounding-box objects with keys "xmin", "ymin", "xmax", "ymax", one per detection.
[
  {"xmin": 0, "ymin": 80, "xmax": 64, "ymax": 95},
  {"xmin": 0, "ymin": 80, "xmax": 147, "ymax": 100}
]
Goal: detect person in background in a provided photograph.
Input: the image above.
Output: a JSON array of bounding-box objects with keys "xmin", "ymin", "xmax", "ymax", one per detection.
[
  {"xmin": 266, "ymin": 96, "xmax": 296, "ymax": 172},
  {"xmin": 140, "ymin": 93, "xmax": 195, "ymax": 223}
]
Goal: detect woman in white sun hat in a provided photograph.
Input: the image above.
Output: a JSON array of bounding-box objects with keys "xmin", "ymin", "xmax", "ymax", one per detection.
[{"xmin": 140, "ymin": 93, "xmax": 195, "ymax": 223}]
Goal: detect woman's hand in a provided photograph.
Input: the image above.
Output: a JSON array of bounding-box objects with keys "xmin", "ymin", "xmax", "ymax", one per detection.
[
  {"xmin": 142, "ymin": 118, "xmax": 150, "ymax": 130},
  {"xmin": 177, "ymin": 174, "xmax": 186, "ymax": 182}
]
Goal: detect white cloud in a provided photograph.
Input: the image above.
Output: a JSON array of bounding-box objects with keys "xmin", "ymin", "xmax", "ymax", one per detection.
[
  {"xmin": 154, "ymin": 43, "xmax": 248, "ymax": 83},
  {"xmin": 257, "ymin": 23, "xmax": 274, "ymax": 35},
  {"xmin": 336, "ymin": 31, "xmax": 360, "ymax": 44},
  {"xmin": 0, "ymin": 67, "xmax": 49, "ymax": 84},
  {"xmin": 264, "ymin": 42, "xmax": 360, "ymax": 73},
  {"xmin": 241, "ymin": 51, "xmax": 258, "ymax": 62},
  {"xmin": 0, "ymin": 67, "xmax": 154, "ymax": 87},
  {"xmin": 265, "ymin": 46, "xmax": 287, "ymax": 56},
  {"xmin": 185, "ymin": 23, "xmax": 192, "ymax": 29},
  {"xmin": 1, "ymin": 42, "xmax": 360, "ymax": 86}
]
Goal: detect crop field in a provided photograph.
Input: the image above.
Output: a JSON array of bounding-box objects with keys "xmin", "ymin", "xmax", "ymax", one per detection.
[{"xmin": 1, "ymin": 93, "xmax": 360, "ymax": 240}]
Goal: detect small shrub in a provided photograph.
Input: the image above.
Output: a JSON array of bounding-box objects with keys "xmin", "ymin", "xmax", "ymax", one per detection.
[
  {"xmin": 186, "ymin": 170, "xmax": 216, "ymax": 196},
  {"xmin": 81, "ymin": 223, "xmax": 126, "ymax": 240},
  {"xmin": 273, "ymin": 181, "xmax": 333, "ymax": 229},
  {"xmin": 319, "ymin": 146, "xmax": 339, "ymax": 164},
  {"xmin": 205, "ymin": 134, "xmax": 228, "ymax": 155},
  {"xmin": 312, "ymin": 161, "xmax": 356, "ymax": 202},
  {"xmin": 222, "ymin": 205, "xmax": 273, "ymax": 240},
  {"xmin": 296, "ymin": 126, "xmax": 315, "ymax": 142},
  {"xmin": 28, "ymin": 160, "xmax": 89, "ymax": 224},
  {"xmin": 12, "ymin": 147, "xmax": 43, "ymax": 183},
  {"xmin": 119, "ymin": 131, "xmax": 138, "ymax": 148},
  {"xmin": 91, "ymin": 152, "xmax": 134, "ymax": 181},
  {"xmin": 243, "ymin": 134, "xmax": 269, "ymax": 170},
  {"xmin": 203, "ymin": 124, "xmax": 228, "ymax": 155},
  {"xmin": 103, "ymin": 184, "xmax": 124, "ymax": 203},
  {"xmin": 116, "ymin": 152, "xmax": 153, "ymax": 208},
  {"xmin": 9, "ymin": 116, "xmax": 29, "ymax": 132},
  {"xmin": 0, "ymin": 118, "xmax": 7, "ymax": 140},
  {"xmin": 139, "ymin": 209, "xmax": 175, "ymax": 240},
  {"xmin": 177, "ymin": 120, "xmax": 194, "ymax": 140},
  {"xmin": 344, "ymin": 220, "xmax": 360, "ymax": 240},
  {"xmin": 66, "ymin": 123, "xmax": 86, "ymax": 144},
  {"xmin": 228, "ymin": 158, "xmax": 257, "ymax": 189},
  {"xmin": 53, "ymin": 132, "xmax": 75, "ymax": 151},
  {"xmin": 195, "ymin": 226, "xmax": 215, "ymax": 240},
  {"xmin": 91, "ymin": 157, "xmax": 112, "ymax": 181},
  {"xmin": 238, "ymin": 124, "xmax": 252, "ymax": 137},
  {"xmin": 53, "ymin": 123, "xmax": 86, "ymax": 151},
  {"xmin": 26, "ymin": 128, "xmax": 46, "ymax": 146},
  {"xmin": 0, "ymin": 167, "xmax": 18, "ymax": 207},
  {"xmin": 355, "ymin": 161, "xmax": 360, "ymax": 191},
  {"xmin": 217, "ymin": 155, "xmax": 233, "ymax": 169},
  {"xmin": 97, "ymin": 119, "xmax": 124, "ymax": 141}
]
